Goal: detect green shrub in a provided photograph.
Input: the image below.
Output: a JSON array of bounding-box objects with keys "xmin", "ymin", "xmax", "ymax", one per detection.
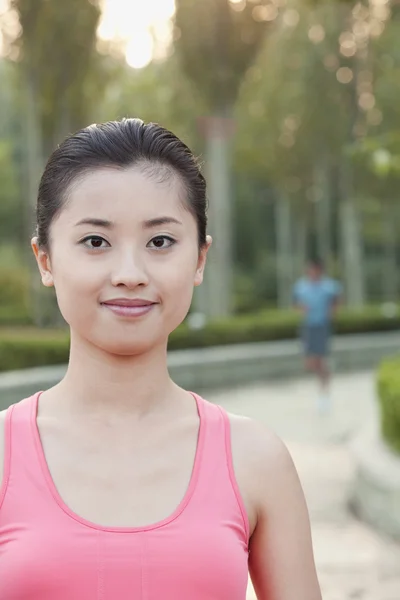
[
  {"xmin": 0, "ymin": 329, "xmax": 70, "ymax": 372},
  {"xmin": 377, "ymin": 357, "xmax": 400, "ymax": 454},
  {"xmin": 0, "ymin": 305, "xmax": 32, "ymax": 326},
  {"xmin": 1, "ymin": 305, "xmax": 399, "ymax": 372},
  {"xmin": 0, "ymin": 266, "xmax": 31, "ymax": 325},
  {"xmin": 170, "ymin": 305, "xmax": 400, "ymax": 350},
  {"xmin": 336, "ymin": 307, "xmax": 400, "ymax": 334},
  {"xmin": 169, "ymin": 309, "xmax": 299, "ymax": 350}
]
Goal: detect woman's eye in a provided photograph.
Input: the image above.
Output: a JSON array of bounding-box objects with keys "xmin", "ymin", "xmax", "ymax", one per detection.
[
  {"xmin": 81, "ymin": 236, "xmax": 109, "ymax": 249},
  {"xmin": 148, "ymin": 236, "xmax": 176, "ymax": 250}
]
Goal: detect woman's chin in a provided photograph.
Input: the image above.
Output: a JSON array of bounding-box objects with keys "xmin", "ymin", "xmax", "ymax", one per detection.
[{"xmin": 93, "ymin": 336, "xmax": 164, "ymax": 358}]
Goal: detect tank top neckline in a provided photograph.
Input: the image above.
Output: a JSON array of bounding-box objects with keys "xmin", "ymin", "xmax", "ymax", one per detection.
[{"xmin": 30, "ymin": 390, "xmax": 207, "ymax": 533}]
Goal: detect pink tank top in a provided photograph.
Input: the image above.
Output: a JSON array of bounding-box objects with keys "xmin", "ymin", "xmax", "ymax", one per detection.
[{"xmin": 0, "ymin": 392, "xmax": 249, "ymax": 599}]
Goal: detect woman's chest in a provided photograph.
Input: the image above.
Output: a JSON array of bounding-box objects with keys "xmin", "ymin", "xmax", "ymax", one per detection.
[
  {"xmin": 0, "ymin": 519, "xmax": 249, "ymax": 600},
  {"xmin": 38, "ymin": 416, "xmax": 199, "ymax": 528}
]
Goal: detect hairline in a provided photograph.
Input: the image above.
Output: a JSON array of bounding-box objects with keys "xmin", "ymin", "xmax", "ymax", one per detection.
[{"xmin": 43, "ymin": 161, "xmax": 201, "ymax": 251}]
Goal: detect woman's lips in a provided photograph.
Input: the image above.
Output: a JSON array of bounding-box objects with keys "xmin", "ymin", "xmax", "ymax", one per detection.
[{"xmin": 101, "ymin": 299, "xmax": 157, "ymax": 318}]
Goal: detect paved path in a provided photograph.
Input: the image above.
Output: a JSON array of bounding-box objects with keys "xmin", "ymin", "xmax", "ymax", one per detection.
[{"xmin": 207, "ymin": 372, "xmax": 400, "ymax": 600}]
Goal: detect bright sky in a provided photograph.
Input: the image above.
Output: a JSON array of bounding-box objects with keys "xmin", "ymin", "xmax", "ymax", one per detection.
[{"xmin": 98, "ymin": 0, "xmax": 175, "ymax": 68}]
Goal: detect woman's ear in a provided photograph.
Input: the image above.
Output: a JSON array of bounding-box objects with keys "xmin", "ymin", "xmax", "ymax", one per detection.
[
  {"xmin": 194, "ymin": 235, "xmax": 212, "ymax": 287},
  {"xmin": 31, "ymin": 237, "xmax": 54, "ymax": 287}
]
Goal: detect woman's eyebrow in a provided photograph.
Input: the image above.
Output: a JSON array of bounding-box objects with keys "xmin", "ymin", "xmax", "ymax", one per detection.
[
  {"xmin": 75, "ymin": 218, "xmax": 113, "ymax": 228},
  {"xmin": 74, "ymin": 217, "xmax": 183, "ymax": 229},
  {"xmin": 143, "ymin": 217, "xmax": 183, "ymax": 228}
]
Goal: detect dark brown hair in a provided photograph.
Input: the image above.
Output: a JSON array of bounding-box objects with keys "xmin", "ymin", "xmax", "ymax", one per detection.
[{"xmin": 36, "ymin": 118, "xmax": 207, "ymax": 249}]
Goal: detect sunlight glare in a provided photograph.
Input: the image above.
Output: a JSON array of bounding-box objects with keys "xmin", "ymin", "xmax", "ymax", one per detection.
[
  {"xmin": 125, "ymin": 30, "xmax": 154, "ymax": 69},
  {"xmin": 98, "ymin": 0, "xmax": 175, "ymax": 68}
]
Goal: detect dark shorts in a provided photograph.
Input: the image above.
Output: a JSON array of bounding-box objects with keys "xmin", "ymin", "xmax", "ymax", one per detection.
[{"xmin": 301, "ymin": 324, "xmax": 331, "ymax": 357}]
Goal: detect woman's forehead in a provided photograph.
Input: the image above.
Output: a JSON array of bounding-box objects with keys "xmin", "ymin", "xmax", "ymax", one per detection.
[{"xmin": 59, "ymin": 167, "xmax": 189, "ymax": 223}]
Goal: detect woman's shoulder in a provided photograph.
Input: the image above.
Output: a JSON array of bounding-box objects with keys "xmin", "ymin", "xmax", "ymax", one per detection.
[
  {"xmin": 224, "ymin": 411, "xmax": 300, "ymax": 535},
  {"xmin": 227, "ymin": 412, "xmax": 293, "ymax": 475}
]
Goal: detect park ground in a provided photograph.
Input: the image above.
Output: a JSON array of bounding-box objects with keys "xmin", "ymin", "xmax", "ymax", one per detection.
[{"xmin": 208, "ymin": 371, "xmax": 400, "ymax": 600}]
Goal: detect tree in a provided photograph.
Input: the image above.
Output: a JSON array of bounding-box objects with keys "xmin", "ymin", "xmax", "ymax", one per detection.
[
  {"xmin": 7, "ymin": 0, "xmax": 106, "ymax": 154},
  {"xmin": 0, "ymin": 139, "xmax": 19, "ymax": 241},
  {"xmin": 174, "ymin": 0, "xmax": 277, "ymax": 317},
  {"xmin": 1, "ymin": 0, "xmax": 110, "ymax": 325},
  {"xmin": 234, "ymin": 2, "xmax": 346, "ymax": 305},
  {"xmin": 234, "ymin": 0, "xmax": 393, "ymax": 307},
  {"xmin": 97, "ymin": 56, "xmax": 203, "ymax": 150},
  {"xmin": 0, "ymin": 59, "xmax": 23, "ymax": 245}
]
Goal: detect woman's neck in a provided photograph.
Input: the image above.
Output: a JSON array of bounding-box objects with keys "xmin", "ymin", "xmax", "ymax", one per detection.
[{"xmin": 51, "ymin": 333, "xmax": 179, "ymax": 419}]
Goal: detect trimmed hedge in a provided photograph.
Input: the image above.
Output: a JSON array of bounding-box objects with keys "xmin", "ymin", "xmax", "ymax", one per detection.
[
  {"xmin": 377, "ymin": 357, "xmax": 400, "ymax": 454},
  {"xmin": 0, "ymin": 306, "xmax": 32, "ymax": 326},
  {"xmin": 0, "ymin": 329, "xmax": 70, "ymax": 372},
  {"xmin": 0, "ymin": 266, "xmax": 31, "ymax": 326},
  {"xmin": 170, "ymin": 305, "xmax": 400, "ymax": 350},
  {"xmin": 0, "ymin": 305, "xmax": 399, "ymax": 372}
]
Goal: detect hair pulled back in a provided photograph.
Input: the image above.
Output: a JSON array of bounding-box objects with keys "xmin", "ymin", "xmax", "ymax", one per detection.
[{"xmin": 36, "ymin": 118, "xmax": 207, "ymax": 249}]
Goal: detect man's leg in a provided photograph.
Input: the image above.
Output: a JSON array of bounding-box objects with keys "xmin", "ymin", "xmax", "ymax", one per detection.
[
  {"xmin": 304, "ymin": 326, "xmax": 332, "ymax": 413},
  {"xmin": 314, "ymin": 356, "xmax": 330, "ymax": 390},
  {"xmin": 305, "ymin": 355, "xmax": 329, "ymax": 388},
  {"xmin": 305, "ymin": 356, "xmax": 318, "ymax": 373}
]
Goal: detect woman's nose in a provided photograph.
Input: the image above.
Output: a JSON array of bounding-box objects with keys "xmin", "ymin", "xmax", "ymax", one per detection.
[{"xmin": 110, "ymin": 254, "xmax": 149, "ymax": 289}]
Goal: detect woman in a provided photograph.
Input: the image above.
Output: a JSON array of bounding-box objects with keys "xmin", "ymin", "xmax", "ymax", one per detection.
[{"xmin": 0, "ymin": 119, "xmax": 322, "ymax": 599}]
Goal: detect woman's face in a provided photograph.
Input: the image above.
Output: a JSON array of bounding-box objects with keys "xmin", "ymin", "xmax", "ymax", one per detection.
[{"xmin": 32, "ymin": 166, "xmax": 210, "ymax": 355}]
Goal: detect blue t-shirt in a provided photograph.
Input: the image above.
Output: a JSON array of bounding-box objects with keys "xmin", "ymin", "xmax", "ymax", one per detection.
[{"xmin": 293, "ymin": 277, "xmax": 342, "ymax": 326}]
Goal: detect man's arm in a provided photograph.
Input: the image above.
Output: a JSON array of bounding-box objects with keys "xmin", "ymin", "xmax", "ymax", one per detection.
[
  {"xmin": 293, "ymin": 281, "xmax": 307, "ymax": 315},
  {"xmin": 330, "ymin": 281, "xmax": 343, "ymax": 317}
]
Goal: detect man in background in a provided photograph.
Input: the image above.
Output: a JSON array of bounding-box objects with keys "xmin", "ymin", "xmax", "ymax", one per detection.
[{"xmin": 293, "ymin": 258, "xmax": 342, "ymax": 414}]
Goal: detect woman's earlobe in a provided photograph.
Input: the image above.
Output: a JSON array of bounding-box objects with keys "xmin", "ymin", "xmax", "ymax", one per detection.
[
  {"xmin": 194, "ymin": 267, "xmax": 204, "ymax": 287},
  {"xmin": 31, "ymin": 238, "xmax": 54, "ymax": 288},
  {"xmin": 41, "ymin": 271, "xmax": 54, "ymax": 288},
  {"xmin": 194, "ymin": 236, "xmax": 212, "ymax": 287}
]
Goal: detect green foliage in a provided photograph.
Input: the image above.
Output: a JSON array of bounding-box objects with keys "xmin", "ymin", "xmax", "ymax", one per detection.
[
  {"xmin": 234, "ymin": 1, "xmax": 352, "ymax": 186},
  {"xmin": 174, "ymin": 0, "xmax": 274, "ymax": 112},
  {"xmin": 0, "ymin": 264, "xmax": 31, "ymax": 325},
  {"xmin": 7, "ymin": 0, "xmax": 109, "ymax": 150},
  {"xmin": 0, "ymin": 140, "xmax": 20, "ymax": 241},
  {"xmin": 0, "ymin": 329, "xmax": 70, "ymax": 371},
  {"xmin": 377, "ymin": 357, "xmax": 400, "ymax": 454},
  {"xmin": 98, "ymin": 58, "xmax": 202, "ymax": 152},
  {"xmin": 1, "ymin": 306, "xmax": 400, "ymax": 371},
  {"xmin": 170, "ymin": 305, "xmax": 400, "ymax": 350},
  {"xmin": 0, "ymin": 0, "xmax": 115, "ymax": 327},
  {"xmin": 1, "ymin": 0, "xmax": 400, "ymax": 315}
]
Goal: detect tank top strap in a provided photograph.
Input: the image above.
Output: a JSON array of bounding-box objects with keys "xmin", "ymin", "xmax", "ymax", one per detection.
[
  {"xmin": 194, "ymin": 394, "xmax": 232, "ymax": 471},
  {"xmin": 0, "ymin": 392, "xmax": 49, "ymax": 512},
  {"xmin": 190, "ymin": 394, "xmax": 250, "ymax": 543}
]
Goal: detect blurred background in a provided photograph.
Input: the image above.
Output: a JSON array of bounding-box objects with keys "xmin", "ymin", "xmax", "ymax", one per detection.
[
  {"xmin": 1, "ymin": 3, "xmax": 400, "ymax": 597},
  {"xmin": 0, "ymin": 0, "xmax": 400, "ymax": 332}
]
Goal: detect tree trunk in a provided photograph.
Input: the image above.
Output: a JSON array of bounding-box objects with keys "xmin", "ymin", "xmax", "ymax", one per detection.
[
  {"xmin": 201, "ymin": 115, "xmax": 234, "ymax": 319},
  {"xmin": 275, "ymin": 194, "xmax": 293, "ymax": 309},
  {"xmin": 314, "ymin": 159, "xmax": 331, "ymax": 268},
  {"xmin": 295, "ymin": 208, "xmax": 307, "ymax": 280},
  {"xmin": 381, "ymin": 202, "xmax": 398, "ymax": 302},
  {"xmin": 24, "ymin": 70, "xmax": 46, "ymax": 327},
  {"xmin": 339, "ymin": 160, "xmax": 365, "ymax": 307}
]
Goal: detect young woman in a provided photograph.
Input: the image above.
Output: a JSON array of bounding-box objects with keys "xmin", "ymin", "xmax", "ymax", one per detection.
[{"xmin": 0, "ymin": 119, "xmax": 322, "ymax": 599}]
